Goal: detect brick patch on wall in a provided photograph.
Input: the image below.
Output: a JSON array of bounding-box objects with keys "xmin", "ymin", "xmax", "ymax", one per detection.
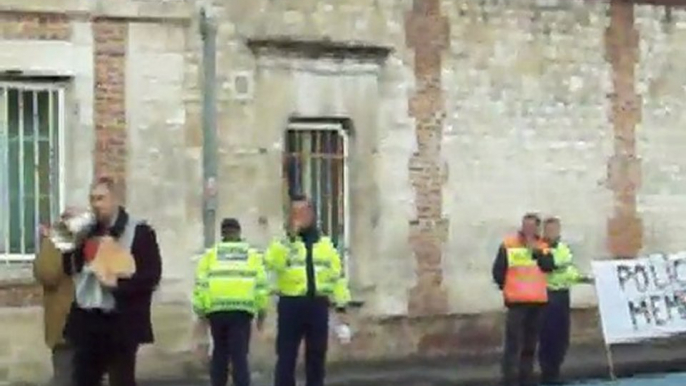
[
  {"xmin": 0, "ymin": 12, "xmax": 71, "ymax": 40},
  {"xmin": 405, "ymin": 0, "xmax": 450, "ymax": 316},
  {"xmin": 605, "ymin": 0, "xmax": 643, "ymax": 258},
  {"xmin": 93, "ymin": 19, "xmax": 128, "ymax": 202},
  {"xmin": 0, "ymin": 281, "xmax": 42, "ymax": 307}
]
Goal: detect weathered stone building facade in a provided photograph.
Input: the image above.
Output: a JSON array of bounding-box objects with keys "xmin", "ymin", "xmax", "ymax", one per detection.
[{"xmin": 1, "ymin": 0, "xmax": 686, "ymax": 383}]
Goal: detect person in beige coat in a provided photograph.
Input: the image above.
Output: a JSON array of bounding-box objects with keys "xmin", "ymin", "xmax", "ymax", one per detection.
[{"xmin": 33, "ymin": 225, "xmax": 75, "ymax": 386}]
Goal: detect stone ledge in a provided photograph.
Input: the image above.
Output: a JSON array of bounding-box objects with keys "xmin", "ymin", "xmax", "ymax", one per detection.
[
  {"xmin": 134, "ymin": 336, "xmax": 686, "ymax": 386},
  {"xmin": 0, "ymin": 278, "xmax": 35, "ymax": 288},
  {"xmin": 0, "ymin": 305, "xmax": 605, "ymax": 385},
  {"xmin": 0, "ymin": 264, "xmax": 34, "ymax": 286},
  {"xmin": 0, "ymin": 263, "xmax": 40, "ymax": 308},
  {"xmin": 0, "ymin": 0, "xmax": 194, "ymax": 24},
  {"xmin": 323, "ymin": 337, "xmax": 686, "ymax": 386},
  {"xmin": 0, "ymin": 283, "xmax": 41, "ymax": 307},
  {"xmin": 138, "ymin": 306, "xmax": 604, "ymax": 380},
  {"xmin": 247, "ymin": 37, "xmax": 393, "ymax": 62}
]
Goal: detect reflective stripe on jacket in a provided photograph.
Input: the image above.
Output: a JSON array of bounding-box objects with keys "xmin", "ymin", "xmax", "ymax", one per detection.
[
  {"xmin": 192, "ymin": 241, "xmax": 269, "ymax": 316},
  {"xmin": 264, "ymin": 235, "xmax": 351, "ymax": 308},
  {"xmin": 546, "ymin": 241, "xmax": 582, "ymax": 291},
  {"xmin": 503, "ymin": 236, "xmax": 549, "ymax": 304}
]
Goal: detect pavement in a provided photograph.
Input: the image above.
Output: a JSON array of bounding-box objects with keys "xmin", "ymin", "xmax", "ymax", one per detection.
[
  {"xmin": 135, "ymin": 336, "xmax": 686, "ymax": 386},
  {"xmin": 577, "ymin": 373, "xmax": 686, "ymax": 386}
]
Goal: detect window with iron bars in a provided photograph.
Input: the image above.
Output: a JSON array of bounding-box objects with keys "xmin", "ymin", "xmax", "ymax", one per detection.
[
  {"xmin": 0, "ymin": 84, "xmax": 64, "ymax": 262},
  {"xmin": 283, "ymin": 121, "xmax": 350, "ymax": 276}
]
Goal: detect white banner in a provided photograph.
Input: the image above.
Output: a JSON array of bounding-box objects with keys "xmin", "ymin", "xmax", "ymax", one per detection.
[{"xmin": 592, "ymin": 252, "xmax": 686, "ymax": 344}]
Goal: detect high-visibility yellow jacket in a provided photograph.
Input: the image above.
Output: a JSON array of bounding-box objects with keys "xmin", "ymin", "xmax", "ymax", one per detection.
[
  {"xmin": 192, "ymin": 241, "xmax": 269, "ymax": 317},
  {"xmin": 546, "ymin": 241, "xmax": 584, "ymax": 291},
  {"xmin": 264, "ymin": 234, "xmax": 350, "ymax": 309}
]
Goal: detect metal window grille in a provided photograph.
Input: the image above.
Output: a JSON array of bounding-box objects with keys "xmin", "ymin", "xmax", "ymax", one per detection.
[
  {"xmin": 284, "ymin": 122, "xmax": 350, "ymax": 276},
  {"xmin": 0, "ymin": 84, "xmax": 65, "ymax": 262}
]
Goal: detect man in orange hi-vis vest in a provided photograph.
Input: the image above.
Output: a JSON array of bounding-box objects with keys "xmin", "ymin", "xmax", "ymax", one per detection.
[{"xmin": 492, "ymin": 213, "xmax": 555, "ymax": 386}]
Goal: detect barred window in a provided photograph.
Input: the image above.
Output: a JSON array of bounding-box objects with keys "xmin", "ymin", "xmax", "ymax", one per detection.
[
  {"xmin": 284, "ymin": 121, "xmax": 350, "ymax": 276},
  {"xmin": 0, "ymin": 84, "xmax": 64, "ymax": 261}
]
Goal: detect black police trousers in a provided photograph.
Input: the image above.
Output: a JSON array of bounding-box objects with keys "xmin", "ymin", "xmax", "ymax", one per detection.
[
  {"xmin": 208, "ymin": 311, "xmax": 253, "ymax": 386},
  {"xmin": 538, "ymin": 290, "xmax": 571, "ymax": 384},
  {"xmin": 274, "ymin": 296, "xmax": 329, "ymax": 386},
  {"xmin": 501, "ymin": 304, "xmax": 543, "ymax": 386}
]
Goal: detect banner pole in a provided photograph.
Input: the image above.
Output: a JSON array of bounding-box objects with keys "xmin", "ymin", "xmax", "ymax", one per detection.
[
  {"xmin": 604, "ymin": 342, "xmax": 617, "ymax": 381},
  {"xmin": 596, "ymin": 301, "xmax": 617, "ymax": 381},
  {"xmin": 591, "ymin": 262, "xmax": 618, "ymax": 382}
]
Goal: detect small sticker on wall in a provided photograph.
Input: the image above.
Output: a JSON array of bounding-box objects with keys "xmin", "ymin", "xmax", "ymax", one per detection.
[{"xmin": 231, "ymin": 71, "xmax": 254, "ymax": 101}]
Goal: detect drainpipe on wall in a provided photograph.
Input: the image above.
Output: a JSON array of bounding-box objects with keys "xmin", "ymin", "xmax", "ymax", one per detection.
[{"xmin": 200, "ymin": 8, "xmax": 218, "ymax": 249}]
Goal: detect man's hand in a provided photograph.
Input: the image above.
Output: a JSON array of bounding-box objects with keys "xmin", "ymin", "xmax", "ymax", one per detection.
[
  {"xmin": 288, "ymin": 220, "xmax": 304, "ymax": 237},
  {"xmin": 38, "ymin": 224, "xmax": 50, "ymax": 238},
  {"xmin": 193, "ymin": 342, "xmax": 210, "ymax": 362},
  {"xmin": 97, "ymin": 272, "xmax": 118, "ymax": 289},
  {"xmin": 525, "ymin": 238, "xmax": 539, "ymax": 253},
  {"xmin": 335, "ymin": 309, "xmax": 349, "ymax": 326},
  {"xmin": 60, "ymin": 207, "xmax": 79, "ymax": 221},
  {"xmin": 192, "ymin": 317, "xmax": 211, "ymax": 362},
  {"xmin": 334, "ymin": 323, "xmax": 352, "ymax": 345}
]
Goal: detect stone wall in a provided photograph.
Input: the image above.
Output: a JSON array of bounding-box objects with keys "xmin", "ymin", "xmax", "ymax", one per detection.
[
  {"xmin": 2, "ymin": 0, "xmax": 686, "ymax": 384},
  {"xmin": 636, "ymin": 4, "xmax": 686, "ymax": 251},
  {"xmin": 441, "ymin": 1, "xmax": 614, "ymax": 311}
]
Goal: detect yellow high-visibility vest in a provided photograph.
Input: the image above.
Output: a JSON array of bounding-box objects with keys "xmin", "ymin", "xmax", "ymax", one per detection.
[
  {"xmin": 192, "ymin": 241, "xmax": 269, "ymax": 316},
  {"xmin": 264, "ymin": 235, "xmax": 351, "ymax": 308}
]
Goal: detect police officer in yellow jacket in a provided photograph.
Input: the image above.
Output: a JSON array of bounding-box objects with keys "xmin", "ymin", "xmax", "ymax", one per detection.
[
  {"xmin": 538, "ymin": 217, "xmax": 593, "ymax": 385},
  {"xmin": 265, "ymin": 195, "xmax": 351, "ymax": 386},
  {"xmin": 193, "ymin": 218, "xmax": 269, "ymax": 386}
]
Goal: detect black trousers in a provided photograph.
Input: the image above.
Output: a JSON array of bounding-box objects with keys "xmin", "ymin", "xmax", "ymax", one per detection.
[
  {"xmin": 51, "ymin": 342, "xmax": 74, "ymax": 386},
  {"xmin": 208, "ymin": 311, "xmax": 254, "ymax": 386},
  {"xmin": 274, "ymin": 296, "xmax": 329, "ymax": 386},
  {"xmin": 71, "ymin": 310, "xmax": 139, "ymax": 386},
  {"xmin": 501, "ymin": 305, "xmax": 543, "ymax": 386},
  {"xmin": 538, "ymin": 290, "xmax": 571, "ymax": 384}
]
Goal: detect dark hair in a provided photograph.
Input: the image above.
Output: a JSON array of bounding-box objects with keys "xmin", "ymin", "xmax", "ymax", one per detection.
[
  {"xmin": 544, "ymin": 217, "xmax": 560, "ymax": 226},
  {"xmin": 221, "ymin": 218, "xmax": 241, "ymax": 232},
  {"xmin": 290, "ymin": 194, "xmax": 309, "ymax": 203},
  {"xmin": 522, "ymin": 212, "xmax": 541, "ymax": 225}
]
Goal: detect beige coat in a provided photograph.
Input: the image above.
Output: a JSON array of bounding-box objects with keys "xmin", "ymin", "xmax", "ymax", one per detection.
[{"xmin": 33, "ymin": 236, "xmax": 74, "ymax": 349}]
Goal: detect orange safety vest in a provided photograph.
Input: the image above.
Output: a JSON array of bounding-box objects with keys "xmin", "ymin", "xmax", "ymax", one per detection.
[{"xmin": 503, "ymin": 236, "xmax": 549, "ymax": 304}]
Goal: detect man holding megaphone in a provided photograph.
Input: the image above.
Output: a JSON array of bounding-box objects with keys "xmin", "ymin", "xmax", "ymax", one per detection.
[{"xmin": 60, "ymin": 176, "xmax": 162, "ymax": 386}]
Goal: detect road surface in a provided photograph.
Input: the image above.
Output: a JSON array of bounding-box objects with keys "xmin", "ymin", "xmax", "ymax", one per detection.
[{"xmin": 138, "ymin": 373, "xmax": 686, "ymax": 386}]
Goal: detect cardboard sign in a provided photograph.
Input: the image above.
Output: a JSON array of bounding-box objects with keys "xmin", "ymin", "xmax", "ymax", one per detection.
[{"xmin": 90, "ymin": 236, "xmax": 136, "ymax": 280}]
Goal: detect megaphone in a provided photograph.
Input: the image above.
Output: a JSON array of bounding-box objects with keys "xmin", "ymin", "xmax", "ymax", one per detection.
[{"xmin": 48, "ymin": 210, "xmax": 95, "ymax": 253}]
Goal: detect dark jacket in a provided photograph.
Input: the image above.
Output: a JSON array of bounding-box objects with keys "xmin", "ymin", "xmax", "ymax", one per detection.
[
  {"xmin": 62, "ymin": 208, "xmax": 162, "ymax": 345},
  {"xmin": 491, "ymin": 234, "xmax": 554, "ymax": 307},
  {"xmin": 287, "ymin": 226, "xmax": 345, "ymax": 312}
]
